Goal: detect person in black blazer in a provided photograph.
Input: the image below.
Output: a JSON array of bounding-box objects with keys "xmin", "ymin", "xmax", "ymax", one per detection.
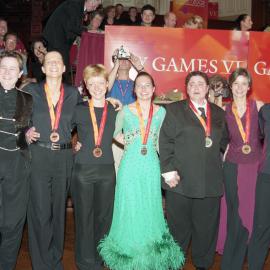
[
  {"xmin": 0, "ymin": 51, "xmax": 32, "ymax": 270},
  {"xmin": 159, "ymin": 71, "xmax": 228, "ymax": 270},
  {"xmin": 43, "ymin": 0, "xmax": 101, "ymax": 72}
]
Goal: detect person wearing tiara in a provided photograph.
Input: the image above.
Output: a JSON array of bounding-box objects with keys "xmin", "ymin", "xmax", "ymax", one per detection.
[
  {"xmin": 107, "ymin": 48, "xmax": 144, "ymax": 105},
  {"xmin": 217, "ymin": 68, "xmax": 263, "ymax": 270},
  {"xmin": 159, "ymin": 71, "xmax": 228, "ymax": 270},
  {"xmin": 71, "ymin": 64, "xmax": 117, "ymax": 270},
  {"xmin": 98, "ymin": 71, "xmax": 184, "ymax": 270}
]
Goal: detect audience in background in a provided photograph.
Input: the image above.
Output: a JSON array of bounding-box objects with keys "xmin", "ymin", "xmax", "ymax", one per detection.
[
  {"xmin": 115, "ymin": 3, "xmax": 124, "ymax": 24},
  {"xmin": 235, "ymin": 14, "xmax": 253, "ymax": 31},
  {"xmin": 183, "ymin": 15, "xmax": 204, "ymax": 29},
  {"xmin": 100, "ymin": 5, "xmax": 116, "ymax": 31},
  {"xmin": 122, "ymin": 6, "xmax": 140, "ymax": 26},
  {"xmin": 87, "ymin": 10, "xmax": 104, "ymax": 33},
  {"xmin": 141, "ymin": 4, "xmax": 156, "ymax": 27},
  {"xmin": 164, "ymin": 12, "xmax": 177, "ymax": 28}
]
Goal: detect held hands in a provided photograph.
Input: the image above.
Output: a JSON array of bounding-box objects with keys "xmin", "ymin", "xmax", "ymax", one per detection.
[
  {"xmin": 25, "ymin": 127, "xmax": 40, "ymax": 144},
  {"xmin": 164, "ymin": 171, "xmax": 180, "ymax": 188}
]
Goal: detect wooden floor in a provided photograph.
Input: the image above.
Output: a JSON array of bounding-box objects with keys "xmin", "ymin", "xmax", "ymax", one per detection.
[{"xmin": 16, "ymin": 207, "xmax": 270, "ymax": 270}]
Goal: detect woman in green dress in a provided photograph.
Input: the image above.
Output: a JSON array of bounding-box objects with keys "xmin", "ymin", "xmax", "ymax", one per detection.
[{"xmin": 98, "ymin": 72, "xmax": 184, "ymax": 270}]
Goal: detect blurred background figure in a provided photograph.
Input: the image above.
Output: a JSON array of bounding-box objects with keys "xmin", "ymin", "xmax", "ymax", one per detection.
[
  {"xmin": 87, "ymin": 10, "xmax": 104, "ymax": 33},
  {"xmin": 141, "ymin": 4, "xmax": 155, "ymax": 27},
  {"xmin": 29, "ymin": 38, "xmax": 47, "ymax": 82},
  {"xmin": 115, "ymin": 3, "xmax": 124, "ymax": 24},
  {"xmin": 164, "ymin": 12, "xmax": 177, "ymax": 28},
  {"xmin": 235, "ymin": 14, "xmax": 253, "ymax": 31},
  {"xmin": 100, "ymin": 5, "xmax": 116, "ymax": 31},
  {"xmin": 183, "ymin": 15, "xmax": 204, "ymax": 29},
  {"xmin": 123, "ymin": 6, "xmax": 140, "ymax": 26}
]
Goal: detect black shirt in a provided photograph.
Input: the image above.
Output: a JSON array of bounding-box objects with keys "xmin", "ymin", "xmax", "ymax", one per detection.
[
  {"xmin": 73, "ymin": 101, "xmax": 117, "ymax": 165},
  {"xmin": 259, "ymin": 104, "xmax": 270, "ymax": 174},
  {"xmin": 23, "ymin": 82, "xmax": 80, "ymax": 143}
]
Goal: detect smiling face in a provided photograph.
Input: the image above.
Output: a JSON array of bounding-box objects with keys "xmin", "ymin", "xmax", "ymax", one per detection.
[
  {"xmin": 85, "ymin": 75, "xmax": 108, "ymax": 100},
  {"xmin": 231, "ymin": 75, "xmax": 250, "ymax": 99},
  {"xmin": 187, "ymin": 75, "xmax": 209, "ymax": 103},
  {"xmin": 42, "ymin": 51, "xmax": 65, "ymax": 79},
  {"xmin": 134, "ymin": 74, "xmax": 155, "ymax": 101},
  {"xmin": 0, "ymin": 56, "xmax": 22, "ymax": 90},
  {"xmin": 141, "ymin": 10, "xmax": 155, "ymax": 26}
]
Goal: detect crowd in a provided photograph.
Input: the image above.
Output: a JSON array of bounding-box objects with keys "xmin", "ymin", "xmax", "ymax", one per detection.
[{"xmin": 1, "ymin": 1, "xmax": 270, "ymax": 270}]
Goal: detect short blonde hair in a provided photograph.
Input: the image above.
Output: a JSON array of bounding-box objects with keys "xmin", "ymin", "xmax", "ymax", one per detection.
[{"xmin": 83, "ymin": 64, "xmax": 108, "ymax": 82}]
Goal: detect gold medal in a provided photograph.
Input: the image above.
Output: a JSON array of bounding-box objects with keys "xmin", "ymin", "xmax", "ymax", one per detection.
[
  {"xmin": 93, "ymin": 147, "xmax": 103, "ymax": 158},
  {"xmin": 141, "ymin": 146, "xmax": 147, "ymax": 155},
  {"xmin": 50, "ymin": 131, "xmax": 60, "ymax": 143},
  {"xmin": 205, "ymin": 137, "xmax": 213, "ymax": 148},
  {"xmin": 242, "ymin": 144, "xmax": 251, "ymax": 155}
]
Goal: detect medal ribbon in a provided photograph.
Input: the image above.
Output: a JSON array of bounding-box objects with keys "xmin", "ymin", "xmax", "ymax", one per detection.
[
  {"xmin": 136, "ymin": 101, "xmax": 154, "ymax": 145},
  {"xmin": 44, "ymin": 83, "xmax": 65, "ymax": 131},
  {"xmin": 189, "ymin": 101, "xmax": 211, "ymax": 137},
  {"xmin": 231, "ymin": 100, "xmax": 250, "ymax": 144},
  {"xmin": 88, "ymin": 99, "xmax": 108, "ymax": 147},
  {"xmin": 117, "ymin": 79, "xmax": 130, "ymax": 96}
]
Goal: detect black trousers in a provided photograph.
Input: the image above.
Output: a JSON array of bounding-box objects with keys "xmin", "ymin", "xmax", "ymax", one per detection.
[
  {"xmin": 221, "ymin": 162, "xmax": 249, "ymax": 270},
  {"xmin": 71, "ymin": 163, "xmax": 115, "ymax": 270},
  {"xmin": 165, "ymin": 190, "xmax": 220, "ymax": 269},
  {"xmin": 0, "ymin": 152, "xmax": 29, "ymax": 270},
  {"xmin": 248, "ymin": 172, "xmax": 270, "ymax": 270},
  {"xmin": 27, "ymin": 145, "xmax": 73, "ymax": 270}
]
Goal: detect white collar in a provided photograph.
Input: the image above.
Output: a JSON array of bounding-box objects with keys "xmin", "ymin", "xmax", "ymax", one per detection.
[{"xmin": 190, "ymin": 99, "xmax": 207, "ymax": 114}]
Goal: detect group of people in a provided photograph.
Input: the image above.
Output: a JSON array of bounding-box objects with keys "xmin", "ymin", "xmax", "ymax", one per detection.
[
  {"xmin": 2, "ymin": 46, "xmax": 270, "ymax": 270},
  {"xmin": 1, "ymin": 1, "xmax": 270, "ymax": 270}
]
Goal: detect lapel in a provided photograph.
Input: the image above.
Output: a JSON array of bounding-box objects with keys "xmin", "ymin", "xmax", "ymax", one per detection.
[{"xmin": 13, "ymin": 88, "xmax": 32, "ymax": 127}]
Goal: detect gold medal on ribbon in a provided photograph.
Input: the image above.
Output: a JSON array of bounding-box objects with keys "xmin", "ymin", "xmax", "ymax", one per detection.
[
  {"xmin": 44, "ymin": 83, "xmax": 64, "ymax": 143},
  {"xmin": 232, "ymin": 100, "xmax": 251, "ymax": 155},
  {"xmin": 141, "ymin": 146, "xmax": 147, "ymax": 155},
  {"xmin": 93, "ymin": 147, "xmax": 103, "ymax": 158},
  {"xmin": 242, "ymin": 144, "xmax": 252, "ymax": 155},
  {"xmin": 136, "ymin": 101, "xmax": 154, "ymax": 156},
  {"xmin": 189, "ymin": 101, "xmax": 212, "ymax": 148},
  {"xmin": 50, "ymin": 131, "xmax": 60, "ymax": 143},
  {"xmin": 88, "ymin": 100, "xmax": 108, "ymax": 158},
  {"xmin": 205, "ymin": 137, "xmax": 213, "ymax": 148}
]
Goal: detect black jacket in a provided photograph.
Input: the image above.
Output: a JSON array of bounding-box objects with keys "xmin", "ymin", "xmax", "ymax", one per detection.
[{"xmin": 159, "ymin": 99, "xmax": 228, "ymax": 198}]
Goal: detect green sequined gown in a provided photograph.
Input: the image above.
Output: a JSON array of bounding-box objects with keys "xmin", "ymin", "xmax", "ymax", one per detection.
[{"xmin": 98, "ymin": 106, "xmax": 184, "ymax": 270}]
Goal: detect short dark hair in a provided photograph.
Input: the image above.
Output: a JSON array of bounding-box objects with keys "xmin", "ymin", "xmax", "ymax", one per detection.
[
  {"xmin": 228, "ymin": 68, "xmax": 252, "ymax": 88},
  {"xmin": 141, "ymin": 4, "xmax": 155, "ymax": 15},
  {"xmin": 0, "ymin": 17, "xmax": 7, "ymax": 23},
  {"xmin": 0, "ymin": 51, "xmax": 24, "ymax": 71},
  {"xmin": 185, "ymin": 71, "xmax": 209, "ymax": 86},
  {"xmin": 129, "ymin": 6, "xmax": 137, "ymax": 13}
]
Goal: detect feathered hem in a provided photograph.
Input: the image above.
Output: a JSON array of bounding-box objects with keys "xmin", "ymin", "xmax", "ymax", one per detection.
[{"xmin": 98, "ymin": 232, "xmax": 185, "ymax": 270}]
